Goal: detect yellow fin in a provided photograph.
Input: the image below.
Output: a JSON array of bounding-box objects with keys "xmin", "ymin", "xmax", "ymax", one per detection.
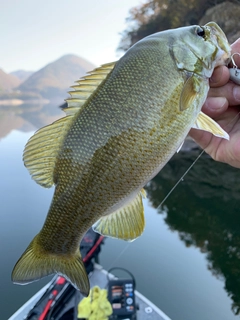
[
  {"xmin": 93, "ymin": 191, "xmax": 145, "ymax": 241},
  {"xmin": 64, "ymin": 61, "xmax": 116, "ymax": 115},
  {"xmin": 23, "ymin": 61, "xmax": 116, "ymax": 188},
  {"xmin": 11, "ymin": 234, "xmax": 90, "ymax": 296},
  {"xmin": 180, "ymin": 76, "xmax": 198, "ymax": 111},
  {"xmin": 180, "ymin": 75, "xmax": 208, "ymax": 111},
  {"xmin": 23, "ymin": 116, "xmax": 73, "ymax": 187},
  {"xmin": 192, "ymin": 111, "xmax": 229, "ymax": 140},
  {"xmin": 141, "ymin": 188, "xmax": 147, "ymax": 198}
]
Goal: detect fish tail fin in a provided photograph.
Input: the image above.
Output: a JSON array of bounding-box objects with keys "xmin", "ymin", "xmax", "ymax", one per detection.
[{"xmin": 11, "ymin": 235, "xmax": 90, "ymax": 296}]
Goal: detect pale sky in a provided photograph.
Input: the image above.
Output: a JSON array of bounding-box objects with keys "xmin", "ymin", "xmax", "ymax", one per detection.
[{"xmin": 1, "ymin": 0, "xmax": 143, "ymax": 73}]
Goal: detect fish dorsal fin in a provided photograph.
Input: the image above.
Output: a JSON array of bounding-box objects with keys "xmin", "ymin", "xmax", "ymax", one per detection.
[
  {"xmin": 192, "ymin": 111, "xmax": 229, "ymax": 140},
  {"xmin": 64, "ymin": 62, "xmax": 116, "ymax": 115},
  {"xmin": 23, "ymin": 116, "xmax": 74, "ymax": 188},
  {"xmin": 92, "ymin": 190, "xmax": 146, "ymax": 241},
  {"xmin": 23, "ymin": 62, "xmax": 116, "ymax": 188}
]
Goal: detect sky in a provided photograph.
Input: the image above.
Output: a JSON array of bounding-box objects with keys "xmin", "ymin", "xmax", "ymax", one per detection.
[{"xmin": 1, "ymin": 0, "xmax": 143, "ymax": 73}]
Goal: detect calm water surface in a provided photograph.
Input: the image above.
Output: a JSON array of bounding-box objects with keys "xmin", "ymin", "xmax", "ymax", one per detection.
[{"xmin": 1, "ymin": 104, "xmax": 240, "ymax": 320}]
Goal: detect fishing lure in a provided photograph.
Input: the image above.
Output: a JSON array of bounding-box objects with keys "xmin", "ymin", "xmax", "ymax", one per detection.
[{"xmin": 229, "ymin": 53, "xmax": 240, "ymax": 85}]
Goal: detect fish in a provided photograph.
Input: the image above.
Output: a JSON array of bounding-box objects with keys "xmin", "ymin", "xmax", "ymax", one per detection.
[{"xmin": 12, "ymin": 22, "xmax": 231, "ymax": 296}]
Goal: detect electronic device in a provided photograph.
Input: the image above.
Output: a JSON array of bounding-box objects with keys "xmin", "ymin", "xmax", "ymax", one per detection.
[{"xmin": 107, "ymin": 268, "xmax": 137, "ymax": 320}]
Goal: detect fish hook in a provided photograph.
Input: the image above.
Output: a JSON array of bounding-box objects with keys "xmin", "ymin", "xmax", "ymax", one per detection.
[{"xmin": 230, "ymin": 52, "xmax": 240, "ymax": 85}]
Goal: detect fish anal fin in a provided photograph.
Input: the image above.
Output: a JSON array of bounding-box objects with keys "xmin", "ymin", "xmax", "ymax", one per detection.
[
  {"xmin": 11, "ymin": 234, "xmax": 90, "ymax": 296},
  {"xmin": 93, "ymin": 191, "xmax": 145, "ymax": 241},
  {"xmin": 192, "ymin": 111, "xmax": 229, "ymax": 140}
]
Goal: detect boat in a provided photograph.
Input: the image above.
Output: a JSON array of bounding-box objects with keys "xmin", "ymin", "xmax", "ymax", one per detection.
[{"xmin": 9, "ymin": 229, "xmax": 171, "ymax": 320}]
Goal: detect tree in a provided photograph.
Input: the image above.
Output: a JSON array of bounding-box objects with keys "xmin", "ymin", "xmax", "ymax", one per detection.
[{"xmin": 118, "ymin": 0, "xmax": 234, "ymax": 52}]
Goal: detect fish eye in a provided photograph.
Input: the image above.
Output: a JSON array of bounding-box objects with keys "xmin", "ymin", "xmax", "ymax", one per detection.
[{"xmin": 196, "ymin": 26, "xmax": 205, "ymax": 38}]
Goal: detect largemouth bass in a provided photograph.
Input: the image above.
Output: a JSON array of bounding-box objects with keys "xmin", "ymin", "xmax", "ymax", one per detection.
[{"xmin": 12, "ymin": 22, "xmax": 231, "ymax": 296}]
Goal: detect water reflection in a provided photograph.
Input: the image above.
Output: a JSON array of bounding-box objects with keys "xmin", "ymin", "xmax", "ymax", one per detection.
[
  {"xmin": 0, "ymin": 102, "xmax": 63, "ymax": 139},
  {"xmin": 1, "ymin": 104, "xmax": 240, "ymax": 319},
  {"xmin": 145, "ymin": 150, "xmax": 240, "ymax": 315}
]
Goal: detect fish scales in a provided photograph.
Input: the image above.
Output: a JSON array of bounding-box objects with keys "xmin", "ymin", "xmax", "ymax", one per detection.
[
  {"xmin": 12, "ymin": 23, "xmax": 231, "ymax": 296},
  {"xmin": 44, "ymin": 45, "xmax": 185, "ymax": 242}
]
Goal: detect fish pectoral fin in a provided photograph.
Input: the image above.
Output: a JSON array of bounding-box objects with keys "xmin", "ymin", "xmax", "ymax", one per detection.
[
  {"xmin": 180, "ymin": 75, "xmax": 198, "ymax": 111},
  {"xmin": 93, "ymin": 190, "xmax": 146, "ymax": 241},
  {"xmin": 180, "ymin": 75, "xmax": 208, "ymax": 111},
  {"xmin": 192, "ymin": 111, "xmax": 229, "ymax": 140},
  {"xmin": 12, "ymin": 234, "xmax": 90, "ymax": 296}
]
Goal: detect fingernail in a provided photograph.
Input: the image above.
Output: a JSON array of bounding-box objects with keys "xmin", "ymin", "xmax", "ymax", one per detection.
[
  {"xmin": 233, "ymin": 86, "xmax": 240, "ymax": 101},
  {"xmin": 215, "ymin": 97, "xmax": 227, "ymax": 109},
  {"xmin": 205, "ymin": 97, "xmax": 226, "ymax": 111}
]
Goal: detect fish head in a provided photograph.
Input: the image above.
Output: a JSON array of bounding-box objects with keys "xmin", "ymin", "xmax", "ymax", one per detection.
[
  {"xmin": 169, "ymin": 22, "xmax": 231, "ymax": 78},
  {"xmin": 204, "ymin": 22, "xmax": 231, "ymax": 67}
]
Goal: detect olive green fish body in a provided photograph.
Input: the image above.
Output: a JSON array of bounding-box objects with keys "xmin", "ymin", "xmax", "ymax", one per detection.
[
  {"xmin": 12, "ymin": 23, "xmax": 231, "ymax": 295},
  {"xmin": 40, "ymin": 52, "xmax": 196, "ymax": 250}
]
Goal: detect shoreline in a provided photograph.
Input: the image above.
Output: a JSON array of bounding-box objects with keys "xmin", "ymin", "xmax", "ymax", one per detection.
[{"xmin": 0, "ymin": 98, "xmax": 50, "ymax": 106}]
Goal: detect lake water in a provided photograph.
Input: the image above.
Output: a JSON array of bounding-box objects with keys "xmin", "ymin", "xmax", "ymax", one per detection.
[{"xmin": 1, "ymin": 104, "xmax": 240, "ymax": 320}]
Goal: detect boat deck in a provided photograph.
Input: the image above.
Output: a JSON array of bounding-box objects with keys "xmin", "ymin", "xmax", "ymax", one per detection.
[
  {"xmin": 9, "ymin": 263, "xmax": 171, "ymax": 320},
  {"xmin": 88, "ymin": 264, "xmax": 171, "ymax": 320}
]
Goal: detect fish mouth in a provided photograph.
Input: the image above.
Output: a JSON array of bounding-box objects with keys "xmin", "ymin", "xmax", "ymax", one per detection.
[
  {"xmin": 205, "ymin": 22, "xmax": 231, "ymax": 68},
  {"xmin": 214, "ymin": 49, "xmax": 231, "ymax": 68}
]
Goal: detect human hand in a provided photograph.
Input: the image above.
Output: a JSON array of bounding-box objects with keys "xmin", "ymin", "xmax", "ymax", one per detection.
[{"xmin": 189, "ymin": 39, "xmax": 240, "ymax": 168}]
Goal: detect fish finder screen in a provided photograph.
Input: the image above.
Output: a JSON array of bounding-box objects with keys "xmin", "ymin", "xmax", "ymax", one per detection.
[{"xmin": 108, "ymin": 280, "xmax": 135, "ymax": 316}]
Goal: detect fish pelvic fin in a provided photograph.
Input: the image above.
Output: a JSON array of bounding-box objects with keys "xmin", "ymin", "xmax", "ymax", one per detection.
[
  {"xmin": 11, "ymin": 235, "xmax": 90, "ymax": 296},
  {"xmin": 192, "ymin": 111, "xmax": 229, "ymax": 140},
  {"xmin": 93, "ymin": 189, "xmax": 146, "ymax": 241}
]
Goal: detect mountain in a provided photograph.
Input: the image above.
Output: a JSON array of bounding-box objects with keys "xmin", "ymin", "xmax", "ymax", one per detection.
[
  {"xmin": 10, "ymin": 70, "xmax": 34, "ymax": 83},
  {"xmin": 18, "ymin": 54, "xmax": 95, "ymax": 104},
  {"xmin": 0, "ymin": 69, "xmax": 21, "ymax": 91}
]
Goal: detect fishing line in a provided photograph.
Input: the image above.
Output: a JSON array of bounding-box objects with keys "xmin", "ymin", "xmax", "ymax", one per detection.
[
  {"xmin": 156, "ymin": 149, "xmax": 204, "ymax": 210},
  {"xmin": 106, "ymin": 241, "xmax": 131, "ymax": 270},
  {"xmin": 156, "ymin": 53, "xmax": 240, "ymax": 208},
  {"xmin": 157, "ymin": 110, "xmax": 240, "ymax": 209},
  {"xmin": 104, "ymin": 108, "xmax": 240, "ymax": 269}
]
